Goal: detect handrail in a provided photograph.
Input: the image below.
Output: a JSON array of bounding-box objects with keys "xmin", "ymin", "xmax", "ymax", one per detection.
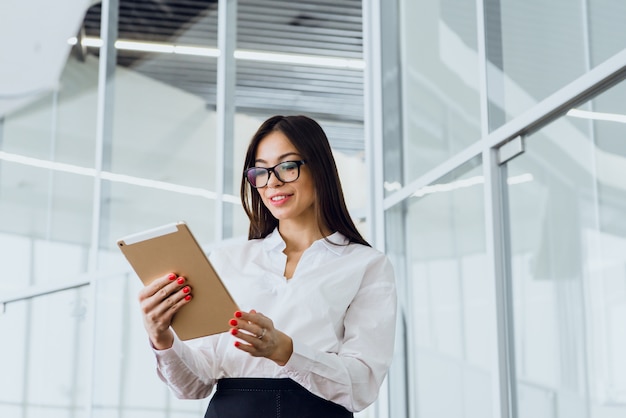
[
  {"xmin": 1, "ymin": 279, "xmax": 90, "ymax": 311},
  {"xmin": 0, "ymin": 269, "xmax": 130, "ymax": 313}
]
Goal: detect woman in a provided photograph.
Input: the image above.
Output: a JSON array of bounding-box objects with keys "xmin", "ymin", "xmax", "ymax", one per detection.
[{"xmin": 138, "ymin": 115, "xmax": 397, "ymax": 417}]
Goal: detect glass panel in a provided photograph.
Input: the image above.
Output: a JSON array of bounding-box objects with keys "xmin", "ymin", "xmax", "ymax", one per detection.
[
  {"xmin": 588, "ymin": 1, "xmax": 626, "ymax": 67},
  {"xmin": 488, "ymin": 1, "xmax": 626, "ymax": 129},
  {"xmin": 0, "ymin": 288, "xmax": 90, "ymax": 417},
  {"xmin": 81, "ymin": 1, "xmax": 219, "ymax": 188},
  {"xmin": 506, "ymin": 78, "xmax": 626, "ymax": 418},
  {"xmin": 0, "ymin": 163, "xmax": 93, "ymax": 290},
  {"xmin": 397, "ymin": 0, "xmax": 481, "ymax": 185},
  {"xmin": 399, "ymin": 157, "xmax": 498, "ymax": 418},
  {"xmin": 488, "ymin": 0, "xmax": 587, "ymax": 127}
]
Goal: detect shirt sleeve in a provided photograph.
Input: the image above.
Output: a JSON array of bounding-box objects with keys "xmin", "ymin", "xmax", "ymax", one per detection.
[
  {"xmin": 281, "ymin": 254, "xmax": 397, "ymax": 412},
  {"xmin": 153, "ymin": 334, "xmax": 221, "ymax": 399}
]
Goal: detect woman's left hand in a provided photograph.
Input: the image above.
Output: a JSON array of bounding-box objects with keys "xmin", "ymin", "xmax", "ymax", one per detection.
[{"xmin": 229, "ymin": 310, "xmax": 293, "ymax": 366}]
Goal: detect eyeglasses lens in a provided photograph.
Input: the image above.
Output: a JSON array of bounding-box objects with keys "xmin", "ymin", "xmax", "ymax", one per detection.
[
  {"xmin": 276, "ymin": 161, "xmax": 299, "ymax": 182},
  {"xmin": 247, "ymin": 168, "xmax": 267, "ymax": 188}
]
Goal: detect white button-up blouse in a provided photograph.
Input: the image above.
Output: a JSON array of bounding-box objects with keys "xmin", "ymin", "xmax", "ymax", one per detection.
[{"xmin": 153, "ymin": 228, "xmax": 397, "ymax": 412}]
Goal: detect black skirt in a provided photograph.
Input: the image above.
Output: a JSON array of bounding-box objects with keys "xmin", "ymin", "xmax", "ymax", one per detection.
[{"xmin": 204, "ymin": 378, "xmax": 354, "ymax": 418}]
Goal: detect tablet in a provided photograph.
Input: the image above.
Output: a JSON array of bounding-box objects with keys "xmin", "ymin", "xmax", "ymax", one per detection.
[{"xmin": 117, "ymin": 221, "xmax": 239, "ymax": 340}]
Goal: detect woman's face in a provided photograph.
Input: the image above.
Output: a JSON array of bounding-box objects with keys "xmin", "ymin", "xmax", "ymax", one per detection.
[{"xmin": 253, "ymin": 130, "xmax": 317, "ymax": 226}]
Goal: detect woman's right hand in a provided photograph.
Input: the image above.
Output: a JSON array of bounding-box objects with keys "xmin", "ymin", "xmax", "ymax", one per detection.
[{"xmin": 138, "ymin": 272, "xmax": 192, "ymax": 350}]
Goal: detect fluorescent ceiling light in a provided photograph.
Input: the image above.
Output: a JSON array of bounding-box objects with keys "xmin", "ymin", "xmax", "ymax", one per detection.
[
  {"xmin": 173, "ymin": 45, "xmax": 220, "ymax": 57},
  {"xmin": 81, "ymin": 37, "xmax": 104, "ymax": 48},
  {"xmin": 67, "ymin": 37, "xmax": 363, "ymax": 68},
  {"xmin": 567, "ymin": 108, "xmax": 626, "ymax": 124},
  {"xmin": 234, "ymin": 49, "xmax": 365, "ymax": 69},
  {"xmin": 115, "ymin": 40, "xmax": 175, "ymax": 54}
]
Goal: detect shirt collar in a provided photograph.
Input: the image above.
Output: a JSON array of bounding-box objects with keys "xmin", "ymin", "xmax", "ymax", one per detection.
[{"xmin": 262, "ymin": 228, "xmax": 349, "ymax": 255}]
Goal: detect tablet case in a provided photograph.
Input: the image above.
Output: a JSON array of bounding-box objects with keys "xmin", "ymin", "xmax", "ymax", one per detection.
[{"xmin": 117, "ymin": 221, "xmax": 239, "ymax": 340}]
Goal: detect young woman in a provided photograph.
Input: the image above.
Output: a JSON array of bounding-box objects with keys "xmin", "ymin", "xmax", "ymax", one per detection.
[{"xmin": 138, "ymin": 115, "xmax": 397, "ymax": 417}]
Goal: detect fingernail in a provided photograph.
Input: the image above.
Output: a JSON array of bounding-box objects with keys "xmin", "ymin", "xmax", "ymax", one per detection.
[
  {"xmin": 182, "ymin": 286, "xmax": 190, "ymax": 294},
  {"xmin": 168, "ymin": 273, "xmax": 176, "ymax": 280},
  {"xmin": 234, "ymin": 341, "xmax": 240, "ymax": 347},
  {"xmin": 229, "ymin": 319, "xmax": 238, "ymax": 326},
  {"xmin": 184, "ymin": 295, "xmax": 191, "ymax": 301},
  {"xmin": 177, "ymin": 277, "xmax": 185, "ymax": 284},
  {"xmin": 230, "ymin": 328, "xmax": 238, "ymax": 335},
  {"xmin": 235, "ymin": 311, "xmax": 242, "ymax": 318}
]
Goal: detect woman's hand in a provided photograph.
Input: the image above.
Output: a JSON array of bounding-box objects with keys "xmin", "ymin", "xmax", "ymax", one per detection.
[
  {"xmin": 137, "ymin": 272, "xmax": 192, "ymax": 350},
  {"xmin": 229, "ymin": 310, "xmax": 293, "ymax": 366}
]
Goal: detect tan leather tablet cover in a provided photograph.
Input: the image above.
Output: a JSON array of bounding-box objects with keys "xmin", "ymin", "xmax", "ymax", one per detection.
[{"xmin": 117, "ymin": 222, "xmax": 238, "ymax": 340}]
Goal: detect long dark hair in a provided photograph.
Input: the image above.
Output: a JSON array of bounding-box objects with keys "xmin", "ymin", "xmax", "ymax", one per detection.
[{"xmin": 240, "ymin": 115, "xmax": 370, "ymax": 247}]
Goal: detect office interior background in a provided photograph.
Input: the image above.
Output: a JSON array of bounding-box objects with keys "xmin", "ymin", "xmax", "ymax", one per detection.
[{"xmin": 1, "ymin": 0, "xmax": 625, "ymax": 417}]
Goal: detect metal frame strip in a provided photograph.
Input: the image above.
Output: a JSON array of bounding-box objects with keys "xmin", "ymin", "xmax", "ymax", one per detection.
[{"xmin": 215, "ymin": 0, "xmax": 237, "ymax": 241}]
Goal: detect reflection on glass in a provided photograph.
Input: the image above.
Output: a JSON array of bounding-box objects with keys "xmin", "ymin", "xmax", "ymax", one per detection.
[
  {"xmin": 487, "ymin": 1, "xmax": 626, "ymax": 128},
  {"xmin": 506, "ymin": 79, "xmax": 626, "ymax": 418},
  {"xmin": 488, "ymin": 1, "xmax": 587, "ymax": 127},
  {"xmin": 1, "ymin": 50, "xmax": 98, "ymax": 168},
  {"xmin": 398, "ymin": 157, "xmax": 497, "ymax": 418},
  {"xmin": 398, "ymin": 0, "xmax": 481, "ymax": 185}
]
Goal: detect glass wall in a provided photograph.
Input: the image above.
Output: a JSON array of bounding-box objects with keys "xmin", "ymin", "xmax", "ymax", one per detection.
[
  {"xmin": 507, "ymin": 79, "xmax": 626, "ymax": 418},
  {"xmin": 396, "ymin": 0, "xmax": 481, "ymax": 187},
  {"xmin": 388, "ymin": 0, "xmax": 626, "ymax": 417},
  {"xmin": 0, "ymin": 287, "xmax": 91, "ymax": 418},
  {"xmin": 405, "ymin": 160, "xmax": 499, "ymax": 418}
]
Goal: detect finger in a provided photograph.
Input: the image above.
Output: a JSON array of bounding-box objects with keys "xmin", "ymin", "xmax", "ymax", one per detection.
[
  {"xmin": 153, "ymin": 285, "xmax": 192, "ymax": 317},
  {"xmin": 140, "ymin": 275, "xmax": 187, "ymax": 309},
  {"xmin": 139, "ymin": 273, "xmax": 178, "ymax": 299},
  {"xmin": 230, "ymin": 312, "xmax": 267, "ymax": 338},
  {"xmin": 142, "ymin": 286, "xmax": 193, "ymax": 336},
  {"xmin": 230, "ymin": 325, "xmax": 265, "ymax": 343},
  {"xmin": 234, "ymin": 340, "xmax": 256, "ymax": 353},
  {"xmin": 233, "ymin": 310, "xmax": 268, "ymax": 328}
]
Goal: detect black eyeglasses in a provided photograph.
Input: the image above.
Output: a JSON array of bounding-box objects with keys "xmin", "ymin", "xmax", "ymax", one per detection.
[{"xmin": 244, "ymin": 160, "xmax": 306, "ymax": 188}]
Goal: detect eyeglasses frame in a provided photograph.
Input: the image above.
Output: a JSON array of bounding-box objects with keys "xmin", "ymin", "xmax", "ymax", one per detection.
[{"xmin": 244, "ymin": 160, "xmax": 307, "ymax": 188}]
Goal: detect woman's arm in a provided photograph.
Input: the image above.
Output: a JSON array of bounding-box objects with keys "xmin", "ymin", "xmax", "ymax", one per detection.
[{"xmin": 153, "ymin": 334, "xmax": 221, "ymax": 399}]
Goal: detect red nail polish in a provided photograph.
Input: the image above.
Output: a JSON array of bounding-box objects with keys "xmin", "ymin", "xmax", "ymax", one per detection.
[
  {"xmin": 184, "ymin": 295, "xmax": 191, "ymax": 301},
  {"xmin": 182, "ymin": 286, "xmax": 190, "ymax": 294},
  {"xmin": 230, "ymin": 328, "xmax": 238, "ymax": 335},
  {"xmin": 235, "ymin": 311, "xmax": 242, "ymax": 318},
  {"xmin": 177, "ymin": 277, "xmax": 185, "ymax": 284},
  {"xmin": 229, "ymin": 319, "xmax": 238, "ymax": 326},
  {"xmin": 234, "ymin": 341, "xmax": 240, "ymax": 347},
  {"xmin": 168, "ymin": 273, "xmax": 176, "ymax": 280}
]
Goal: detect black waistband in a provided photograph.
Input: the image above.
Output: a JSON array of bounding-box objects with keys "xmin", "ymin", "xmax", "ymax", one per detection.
[{"xmin": 217, "ymin": 377, "xmax": 304, "ymax": 391}]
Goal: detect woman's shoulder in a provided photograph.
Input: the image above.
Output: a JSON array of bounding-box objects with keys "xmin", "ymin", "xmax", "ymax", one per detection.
[{"xmin": 341, "ymin": 239, "xmax": 386, "ymax": 259}]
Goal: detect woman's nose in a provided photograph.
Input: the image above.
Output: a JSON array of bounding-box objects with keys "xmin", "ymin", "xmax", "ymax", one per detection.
[{"xmin": 266, "ymin": 171, "xmax": 283, "ymax": 187}]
